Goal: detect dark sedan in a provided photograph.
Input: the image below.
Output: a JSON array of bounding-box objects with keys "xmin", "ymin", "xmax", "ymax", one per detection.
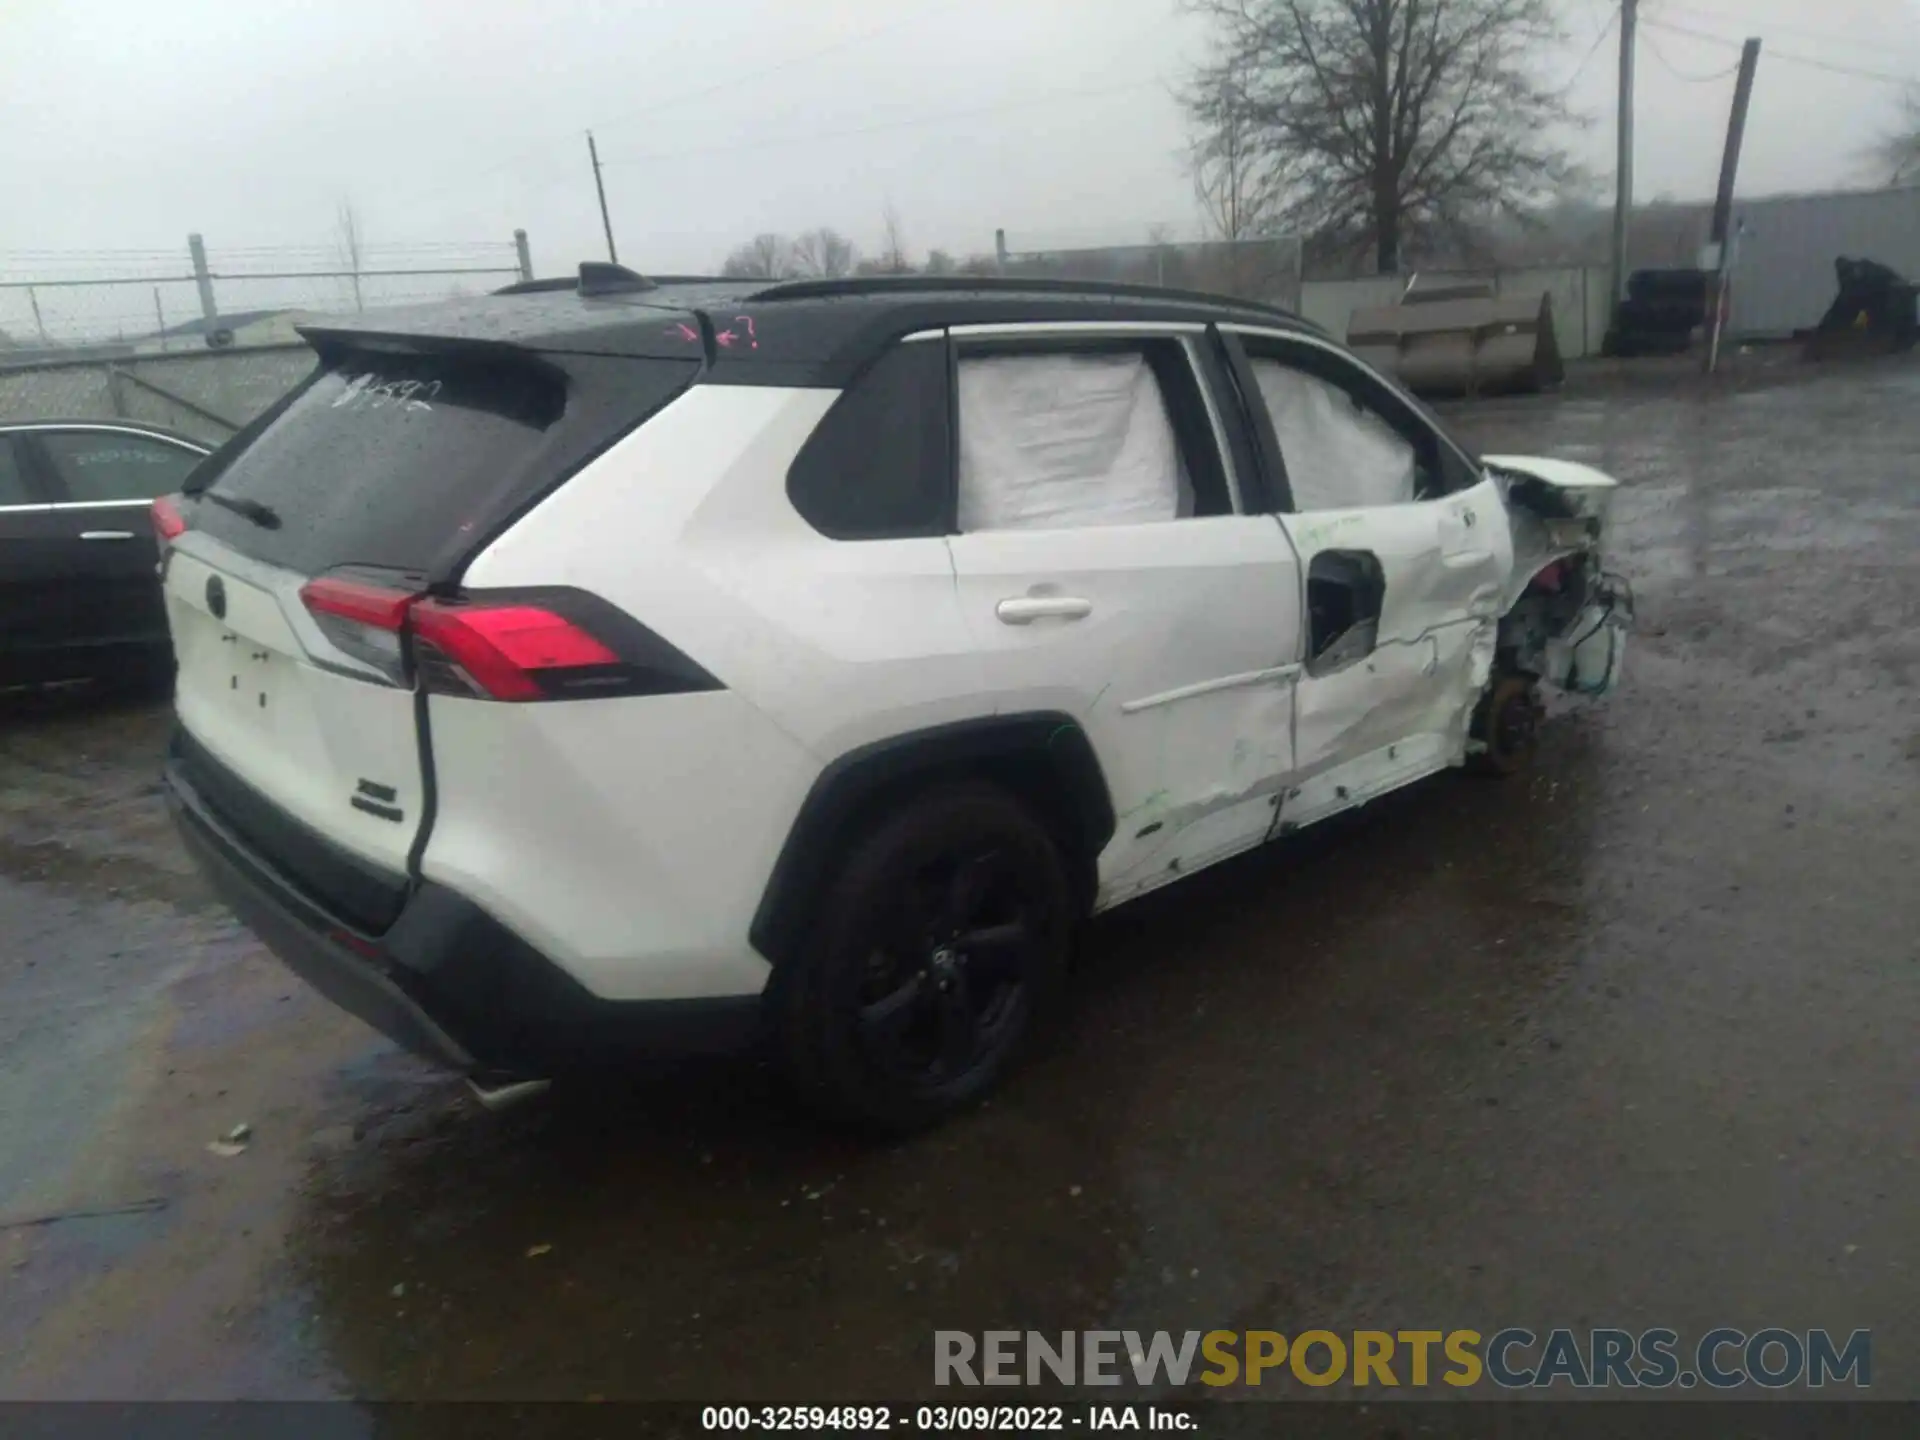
[{"xmin": 0, "ymin": 420, "xmax": 210, "ymax": 689}]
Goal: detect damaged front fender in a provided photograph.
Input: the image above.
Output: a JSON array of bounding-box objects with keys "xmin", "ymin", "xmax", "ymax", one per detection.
[{"xmin": 1486, "ymin": 454, "xmax": 1634, "ymax": 697}]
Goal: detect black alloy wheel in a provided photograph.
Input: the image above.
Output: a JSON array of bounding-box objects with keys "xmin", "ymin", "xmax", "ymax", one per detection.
[{"xmin": 780, "ymin": 783, "xmax": 1073, "ymax": 1133}]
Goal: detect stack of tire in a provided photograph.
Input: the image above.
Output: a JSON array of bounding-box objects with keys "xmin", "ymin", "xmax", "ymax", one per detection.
[
  {"xmin": 1801, "ymin": 257, "xmax": 1919, "ymax": 360},
  {"xmin": 1605, "ymin": 269, "xmax": 1710, "ymax": 357}
]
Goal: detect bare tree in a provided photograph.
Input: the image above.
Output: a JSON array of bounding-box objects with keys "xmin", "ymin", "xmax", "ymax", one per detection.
[
  {"xmin": 720, "ymin": 233, "xmax": 797, "ymax": 279},
  {"xmin": 792, "ymin": 227, "xmax": 859, "ymax": 278},
  {"xmin": 924, "ymin": 249, "xmax": 958, "ymax": 275},
  {"xmin": 877, "ymin": 205, "xmax": 914, "ymax": 274},
  {"xmin": 1869, "ymin": 89, "xmax": 1920, "ymax": 186},
  {"xmin": 335, "ymin": 200, "xmax": 366, "ymax": 312},
  {"xmin": 1184, "ymin": 0, "xmax": 1574, "ymax": 274},
  {"xmin": 1189, "ymin": 64, "xmax": 1280, "ymax": 243}
]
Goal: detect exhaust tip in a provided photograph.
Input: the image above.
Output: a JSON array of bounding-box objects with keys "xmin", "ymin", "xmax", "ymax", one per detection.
[{"xmin": 466, "ymin": 1074, "xmax": 553, "ymax": 1112}]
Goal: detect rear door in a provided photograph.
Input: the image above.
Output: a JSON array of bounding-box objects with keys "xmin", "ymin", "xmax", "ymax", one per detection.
[
  {"xmin": 1223, "ymin": 327, "xmax": 1511, "ymax": 824},
  {"xmin": 29, "ymin": 426, "xmax": 205, "ymax": 650},
  {"xmin": 165, "ymin": 343, "xmax": 697, "ymax": 913},
  {"xmin": 942, "ymin": 325, "xmax": 1304, "ymax": 904}
]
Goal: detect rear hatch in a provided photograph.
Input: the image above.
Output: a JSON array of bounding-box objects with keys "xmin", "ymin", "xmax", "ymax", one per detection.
[{"xmin": 163, "ymin": 330, "xmax": 699, "ymax": 932}]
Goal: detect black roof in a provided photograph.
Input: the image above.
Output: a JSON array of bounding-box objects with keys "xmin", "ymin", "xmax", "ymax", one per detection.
[{"xmin": 298, "ymin": 265, "xmax": 1319, "ymax": 387}]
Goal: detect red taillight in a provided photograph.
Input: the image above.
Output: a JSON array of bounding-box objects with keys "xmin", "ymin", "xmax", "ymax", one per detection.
[
  {"xmin": 151, "ymin": 495, "xmax": 187, "ymax": 544},
  {"xmin": 411, "ymin": 601, "xmax": 619, "ymax": 702},
  {"xmin": 300, "ymin": 576, "xmax": 413, "ymax": 684},
  {"xmin": 299, "ymin": 576, "xmax": 414, "ymax": 630},
  {"xmin": 300, "ymin": 577, "xmax": 623, "ymax": 700}
]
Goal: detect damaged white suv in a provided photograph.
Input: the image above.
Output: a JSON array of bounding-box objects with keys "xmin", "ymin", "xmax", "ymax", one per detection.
[{"xmin": 156, "ymin": 267, "xmax": 1628, "ymax": 1132}]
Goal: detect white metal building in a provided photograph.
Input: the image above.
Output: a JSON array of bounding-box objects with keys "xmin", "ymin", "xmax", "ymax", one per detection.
[{"xmin": 1728, "ymin": 186, "xmax": 1920, "ymax": 338}]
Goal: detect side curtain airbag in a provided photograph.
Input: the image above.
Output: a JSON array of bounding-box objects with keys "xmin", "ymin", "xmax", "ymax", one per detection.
[
  {"xmin": 1251, "ymin": 360, "xmax": 1417, "ymax": 511},
  {"xmin": 956, "ymin": 353, "xmax": 1189, "ymax": 531}
]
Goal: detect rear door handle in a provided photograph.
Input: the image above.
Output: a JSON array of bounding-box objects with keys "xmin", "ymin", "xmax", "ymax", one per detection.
[
  {"xmin": 995, "ymin": 596, "xmax": 1093, "ymax": 625},
  {"xmin": 80, "ymin": 530, "xmax": 137, "ymax": 541},
  {"xmin": 1443, "ymin": 548, "xmax": 1494, "ymax": 569}
]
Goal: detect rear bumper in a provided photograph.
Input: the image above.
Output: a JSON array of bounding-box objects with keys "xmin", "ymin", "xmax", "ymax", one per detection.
[{"xmin": 164, "ymin": 740, "xmax": 766, "ymax": 1075}]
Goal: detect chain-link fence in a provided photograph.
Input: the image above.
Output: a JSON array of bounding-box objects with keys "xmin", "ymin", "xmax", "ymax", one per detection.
[
  {"xmin": 998, "ymin": 234, "xmax": 1304, "ymax": 311},
  {"xmin": 0, "ymin": 232, "xmax": 532, "ymax": 360},
  {"xmin": 0, "ymin": 346, "xmax": 318, "ymax": 445},
  {"xmin": 0, "ymin": 231, "xmax": 536, "ymax": 438}
]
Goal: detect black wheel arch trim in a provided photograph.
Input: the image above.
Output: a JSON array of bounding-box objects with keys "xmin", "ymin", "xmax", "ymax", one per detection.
[{"xmin": 748, "ymin": 712, "xmax": 1115, "ymax": 969}]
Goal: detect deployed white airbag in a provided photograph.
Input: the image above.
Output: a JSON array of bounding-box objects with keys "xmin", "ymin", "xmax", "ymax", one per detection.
[
  {"xmin": 957, "ymin": 353, "xmax": 1189, "ymax": 531},
  {"xmin": 1251, "ymin": 360, "xmax": 1418, "ymax": 510}
]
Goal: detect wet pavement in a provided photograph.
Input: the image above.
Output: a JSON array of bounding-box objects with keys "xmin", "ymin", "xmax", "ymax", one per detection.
[{"xmin": 1, "ymin": 356, "xmax": 1915, "ymax": 1414}]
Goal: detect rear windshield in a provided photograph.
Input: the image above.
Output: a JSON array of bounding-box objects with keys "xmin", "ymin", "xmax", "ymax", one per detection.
[{"xmin": 190, "ymin": 349, "xmax": 696, "ymax": 577}]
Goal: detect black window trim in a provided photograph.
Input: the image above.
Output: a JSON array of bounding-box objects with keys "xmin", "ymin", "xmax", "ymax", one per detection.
[
  {"xmin": 1219, "ymin": 325, "xmax": 1485, "ymax": 513},
  {"xmin": 1208, "ymin": 326, "xmax": 1290, "ymax": 514},
  {"xmin": 947, "ymin": 322, "xmax": 1239, "ymax": 529},
  {"xmin": 783, "ymin": 328, "xmax": 956, "ymax": 543}
]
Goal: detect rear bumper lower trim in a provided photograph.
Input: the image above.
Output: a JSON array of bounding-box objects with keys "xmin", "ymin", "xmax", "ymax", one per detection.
[
  {"xmin": 165, "ymin": 761, "xmax": 477, "ymax": 1071},
  {"xmin": 165, "ymin": 743, "xmax": 769, "ymax": 1074}
]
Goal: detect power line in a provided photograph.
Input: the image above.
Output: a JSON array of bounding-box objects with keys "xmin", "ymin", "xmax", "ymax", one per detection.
[
  {"xmin": 400, "ymin": 3, "xmax": 966, "ymax": 204},
  {"xmin": 601, "ymin": 78, "xmax": 1167, "ymax": 168},
  {"xmin": 1643, "ymin": 15, "xmax": 1919, "ymax": 86},
  {"xmin": 1653, "ymin": 3, "xmax": 1920, "ymax": 60},
  {"xmin": 1641, "ymin": 27, "xmax": 1742, "ymax": 83},
  {"xmin": 1558, "ymin": 7, "xmax": 1619, "ymax": 94}
]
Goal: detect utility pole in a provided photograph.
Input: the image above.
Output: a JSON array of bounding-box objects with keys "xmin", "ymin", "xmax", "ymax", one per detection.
[
  {"xmin": 513, "ymin": 228, "xmax": 534, "ymax": 283},
  {"xmin": 1708, "ymin": 41, "xmax": 1762, "ymax": 256},
  {"xmin": 1705, "ymin": 39, "xmax": 1763, "ymax": 373},
  {"xmin": 1608, "ymin": 0, "xmax": 1638, "ymax": 324},
  {"xmin": 587, "ymin": 132, "xmax": 618, "ymax": 264},
  {"xmin": 188, "ymin": 232, "xmax": 218, "ymax": 328}
]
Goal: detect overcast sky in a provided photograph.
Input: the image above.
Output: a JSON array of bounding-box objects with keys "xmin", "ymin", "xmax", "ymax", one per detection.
[{"xmin": 2, "ymin": 0, "xmax": 1918, "ymax": 282}]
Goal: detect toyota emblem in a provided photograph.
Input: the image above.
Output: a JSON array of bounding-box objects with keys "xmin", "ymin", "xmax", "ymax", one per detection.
[{"xmin": 206, "ymin": 574, "xmax": 227, "ymax": 619}]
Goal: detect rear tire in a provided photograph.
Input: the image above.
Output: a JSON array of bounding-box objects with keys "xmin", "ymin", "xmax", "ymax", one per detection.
[{"xmin": 776, "ymin": 782, "xmax": 1074, "ymax": 1135}]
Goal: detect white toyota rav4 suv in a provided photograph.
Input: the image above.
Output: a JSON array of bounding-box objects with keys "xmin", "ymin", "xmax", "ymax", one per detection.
[{"xmin": 156, "ymin": 266, "xmax": 1628, "ymax": 1132}]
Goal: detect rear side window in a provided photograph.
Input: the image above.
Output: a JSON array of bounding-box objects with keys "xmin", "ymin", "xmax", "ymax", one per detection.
[
  {"xmin": 191, "ymin": 350, "xmax": 695, "ymax": 576},
  {"xmin": 40, "ymin": 430, "xmax": 202, "ymax": 503},
  {"xmin": 786, "ymin": 339, "xmax": 950, "ymax": 540},
  {"xmin": 954, "ymin": 341, "xmax": 1229, "ymax": 532}
]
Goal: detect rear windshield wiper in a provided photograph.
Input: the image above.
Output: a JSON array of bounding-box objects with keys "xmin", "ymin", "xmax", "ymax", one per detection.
[{"xmin": 201, "ymin": 491, "xmax": 282, "ymax": 530}]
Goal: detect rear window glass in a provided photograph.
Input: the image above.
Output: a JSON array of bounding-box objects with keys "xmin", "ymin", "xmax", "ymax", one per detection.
[{"xmin": 191, "ymin": 350, "xmax": 693, "ymax": 576}]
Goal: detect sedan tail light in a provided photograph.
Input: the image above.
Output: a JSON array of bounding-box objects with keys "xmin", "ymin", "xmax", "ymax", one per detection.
[{"xmin": 151, "ymin": 495, "xmax": 187, "ymax": 544}]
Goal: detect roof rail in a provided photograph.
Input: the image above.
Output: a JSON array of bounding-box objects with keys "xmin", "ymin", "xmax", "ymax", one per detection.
[{"xmin": 744, "ymin": 273, "xmax": 1302, "ymax": 320}]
